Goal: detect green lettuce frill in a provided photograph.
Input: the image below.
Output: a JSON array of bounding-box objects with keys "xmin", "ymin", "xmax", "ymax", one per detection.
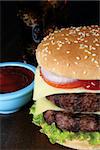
[{"xmin": 30, "ymin": 104, "xmax": 100, "ymax": 145}]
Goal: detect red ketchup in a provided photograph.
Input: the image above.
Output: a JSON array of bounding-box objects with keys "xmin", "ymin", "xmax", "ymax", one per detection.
[
  {"xmin": 0, "ymin": 66, "xmax": 34, "ymax": 94},
  {"xmin": 81, "ymin": 80, "xmax": 100, "ymax": 90}
]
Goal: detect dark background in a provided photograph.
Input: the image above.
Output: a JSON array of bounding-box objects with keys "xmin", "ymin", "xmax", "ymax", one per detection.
[{"xmin": 0, "ymin": 1, "xmax": 100, "ymax": 63}]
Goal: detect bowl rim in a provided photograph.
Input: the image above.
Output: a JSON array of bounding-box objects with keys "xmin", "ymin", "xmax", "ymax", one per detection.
[{"xmin": 0, "ymin": 62, "xmax": 36, "ymax": 100}]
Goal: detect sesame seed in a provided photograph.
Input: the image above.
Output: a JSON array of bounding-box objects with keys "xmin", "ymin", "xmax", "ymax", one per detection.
[
  {"xmin": 58, "ymin": 30, "xmax": 61, "ymax": 32},
  {"xmin": 83, "ymin": 26, "xmax": 87, "ymax": 30},
  {"xmin": 86, "ymin": 33, "xmax": 90, "ymax": 36},
  {"xmin": 76, "ymin": 56, "xmax": 80, "ymax": 60},
  {"xmin": 43, "ymin": 38, "xmax": 47, "ymax": 41},
  {"xmin": 83, "ymin": 71, "xmax": 87, "ymax": 74},
  {"xmin": 49, "ymin": 36, "xmax": 54, "ymax": 40},
  {"xmin": 68, "ymin": 41, "xmax": 71, "ymax": 44},
  {"xmin": 42, "ymin": 49, "xmax": 45, "ymax": 52},
  {"xmin": 57, "ymin": 47, "xmax": 60, "ymax": 50},
  {"xmin": 61, "ymin": 42, "xmax": 65, "ymax": 45},
  {"xmin": 92, "ymin": 47, "xmax": 96, "ymax": 50},
  {"xmin": 71, "ymin": 26, "xmax": 76, "ymax": 29},
  {"xmin": 89, "ymin": 45, "xmax": 92, "ymax": 50},
  {"xmin": 73, "ymin": 71, "xmax": 76, "ymax": 74},
  {"xmin": 80, "ymin": 38, "xmax": 84, "ymax": 41},
  {"xmin": 66, "ymin": 51, "xmax": 70, "ymax": 54},
  {"xmin": 50, "ymin": 33, "xmax": 54, "ymax": 36},
  {"xmin": 84, "ymin": 40, "xmax": 88, "ymax": 43},
  {"xmin": 97, "ymin": 65, "xmax": 100, "ymax": 68},
  {"xmin": 91, "ymin": 25, "xmax": 95, "ymax": 28},
  {"xmin": 95, "ymin": 43, "xmax": 99, "ymax": 47},
  {"xmin": 66, "ymin": 28, "xmax": 69, "ymax": 31},
  {"xmin": 84, "ymin": 55, "xmax": 89, "ymax": 59},
  {"xmin": 84, "ymin": 45, "xmax": 88, "ymax": 48},
  {"xmin": 56, "ymin": 62, "xmax": 59, "ymax": 65},
  {"xmin": 79, "ymin": 44, "xmax": 85, "ymax": 49},
  {"xmin": 43, "ymin": 47, "xmax": 48, "ymax": 52},
  {"xmin": 61, "ymin": 34, "xmax": 64, "ymax": 36},
  {"xmin": 92, "ymin": 53, "xmax": 96, "ymax": 56},
  {"xmin": 51, "ymin": 40, "xmax": 55, "ymax": 45},
  {"xmin": 69, "ymin": 30, "xmax": 74, "ymax": 34},
  {"xmin": 65, "ymin": 39, "xmax": 71, "ymax": 44},
  {"xmin": 48, "ymin": 51, "xmax": 51, "ymax": 54},
  {"xmin": 76, "ymin": 28, "xmax": 80, "ymax": 32},
  {"xmin": 84, "ymin": 50, "xmax": 91, "ymax": 54},
  {"xmin": 95, "ymin": 33, "xmax": 99, "ymax": 37},
  {"xmin": 65, "ymin": 37, "xmax": 68, "ymax": 40},
  {"xmin": 91, "ymin": 58, "xmax": 95, "ymax": 62},
  {"xmin": 43, "ymin": 36, "xmax": 49, "ymax": 41},
  {"xmin": 77, "ymin": 37, "xmax": 80, "ymax": 40},
  {"xmin": 94, "ymin": 25, "xmax": 99, "ymax": 27},
  {"xmin": 58, "ymin": 43, "xmax": 62, "ymax": 47},
  {"xmin": 93, "ymin": 38, "xmax": 98, "ymax": 43},
  {"xmin": 67, "ymin": 63, "xmax": 70, "ymax": 67},
  {"xmin": 83, "ymin": 71, "xmax": 86, "ymax": 74},
  {"xmin": 54, "ymin": 30, "xmax": 58, "ymax": 33},
  {"xmin": 43, "ymin": 43, "xmax": 49, "ymax": 46},
  {"xmin": 61, "ymin": 28, "xmax": 65, "ymax": 31},
  {"xmin": 78, "ymin": 32, "xmax": 85, "ymax": 37},
  {"xmin": 74, "ymin": 41, "xmax": 78, "ymax": 43},
  {"xmin": 74, "ymin": 62, "xmax": 78, "ymax": 65},
  {"xmin": 57, "ymin": 40, "xmax": 62, "ymax": 44},
  {"xmin": 66, "ymin": 34, "xmax": 69, "ymax": 36},
  {"xmin": 94, "ymin": 60, "xmax": 98, "ymax": 64},
  {"xmin": 78, "ymin": 32, "xmax": 81, "ymax": 35},
  {"xmin": 54, "ymin": 58, "xmax": 57, "ymax": 61},
  {"xmin": 92, "ymin": 32, "xmax": 99, "ymax": 37},
  {"xmin": 88, "ymin": 26, "xmax": 92, "ymax": 30}
]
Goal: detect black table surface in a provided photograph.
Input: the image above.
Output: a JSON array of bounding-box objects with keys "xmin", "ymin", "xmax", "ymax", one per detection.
[{"xmin": 0, "ymin": 101, "xmax": 73, "ymax": 150}]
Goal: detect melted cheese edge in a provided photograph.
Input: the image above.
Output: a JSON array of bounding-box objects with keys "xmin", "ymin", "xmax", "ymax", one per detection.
[
  {"xmin": 34, "ymin": 97, "xmax": 63, "ymax": 116},
  {"xmin": 33, "ymin": 67, "xmax": 100, "ymax": 100}
]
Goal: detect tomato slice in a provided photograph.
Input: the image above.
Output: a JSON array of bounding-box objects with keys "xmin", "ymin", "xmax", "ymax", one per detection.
[
  {"xmin": 81, "ymin": 80, "xmax": 100, "ymax": 90},
  {"xmin": 40, "ymin": 70, "xmax": 82, "ymax": 89}
]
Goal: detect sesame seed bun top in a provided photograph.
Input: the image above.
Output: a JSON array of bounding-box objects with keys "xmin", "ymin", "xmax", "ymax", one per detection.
[{"xmin": 36, "ymin": 25, "xmax": 100, "ymax": 79}]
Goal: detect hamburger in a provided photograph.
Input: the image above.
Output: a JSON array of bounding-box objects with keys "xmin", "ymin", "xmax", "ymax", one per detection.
[{"xmin": 30, "ymin": 25, "xmax": 100, "ymax": 150}]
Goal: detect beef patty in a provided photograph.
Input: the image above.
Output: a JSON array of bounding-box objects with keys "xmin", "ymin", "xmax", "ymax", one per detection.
[
  {"xmin": 46, "ymin": 93, "xmax": 100, "ymax": 112},
  {"xmin": 44, "ymin": 110, "xmax": 100, "ymax": 132}
]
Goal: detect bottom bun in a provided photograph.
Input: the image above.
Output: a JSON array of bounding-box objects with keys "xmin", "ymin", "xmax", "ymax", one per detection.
[
  {"xmin": 41, "ymin": 124, "xmax": 100, "ymax": 150},
  {"xmin": 30, "ymin": 105, "xmax": 100, "ymax": 150},
  {"xmin": 59, "ymin": 139, "xmax": 100, "ymax": 150}
]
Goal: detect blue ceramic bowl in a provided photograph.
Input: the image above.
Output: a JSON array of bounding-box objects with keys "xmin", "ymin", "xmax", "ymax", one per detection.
[{"xmin": 0, "ymin": 62, "xmax": 36, "ymax": 114}]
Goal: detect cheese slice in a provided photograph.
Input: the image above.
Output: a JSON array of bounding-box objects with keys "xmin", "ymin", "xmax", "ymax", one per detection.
[
  {"xmin": 34, "ymin": 97, "xmax": 63, "ymax": 116},
  {"xmin": 34, "ymin": 97, "xmax": 100, "ymax": 116},
  {"xmin": 33, "ymin": 67, "xmax": 100, "ymax": 100}
]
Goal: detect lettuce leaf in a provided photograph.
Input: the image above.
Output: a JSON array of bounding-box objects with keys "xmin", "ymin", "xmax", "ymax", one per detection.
[{"xmin": 30, "ymin": 104, "xmax": 100, "ymax": 145}]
